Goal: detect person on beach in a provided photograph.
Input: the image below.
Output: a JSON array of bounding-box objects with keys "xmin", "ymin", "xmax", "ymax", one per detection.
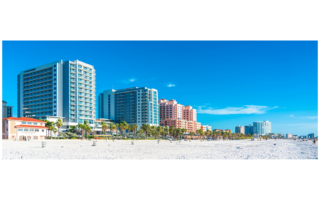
[{"xmin": 313, "ymin": 138, "xmax": 317, "ymax": 145}]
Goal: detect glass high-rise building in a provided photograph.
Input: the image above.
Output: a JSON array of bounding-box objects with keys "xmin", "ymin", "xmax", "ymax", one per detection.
[
  {"xmin": 235, "ymin": 125, "xmax": 245, "ymax": 134},
  {"xmin": 2, "ymin": 101, "xmax": 13, "ymax": 118},
  {"xmin": 253, "ymin": 121, "xmax": 271, "ymax": 135},
  {"xmin": 308, "ymin": 133, "xmax": 314, "ymax": 139},
  {"xmin": 245, "ymin": 124, "xmax": 254, "ymax": 135},
  {"xmin": 17, "ymin": 60, "xmax": 96, "ymax": 125},
  {"xmin": 99, "ymin": 87, "xmax": 159, "ymax": 128}
]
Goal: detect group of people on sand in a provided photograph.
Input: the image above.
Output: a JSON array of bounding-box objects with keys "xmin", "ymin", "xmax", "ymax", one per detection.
[{"xmin": 297, "ymin": 138, "xmax": 317, "ymax": 145}]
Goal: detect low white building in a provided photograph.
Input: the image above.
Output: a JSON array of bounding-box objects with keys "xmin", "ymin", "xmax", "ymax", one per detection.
[{"xmin": 2, "ymin": 117, "xmax": 48, "ymax": 140}]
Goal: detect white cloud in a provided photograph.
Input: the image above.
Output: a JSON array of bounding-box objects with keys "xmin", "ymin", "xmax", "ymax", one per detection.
[
  {"xmin": 289, "ymin": 115, "xmax": 317, "ymax": 119},
  {"xmin": 305, "ymin": 116, "xmax": 318, "ymax": 119},
  {"xmin": 197, "ymin": 105, "xmax": 278, "ymax": 115},
  {"xmin": 167, "ymin": 84, "xmax": 175, "ymax": 87},
  {"xmin": 117, "ymin": 78, "xmax": 136, "ymax": 83}
]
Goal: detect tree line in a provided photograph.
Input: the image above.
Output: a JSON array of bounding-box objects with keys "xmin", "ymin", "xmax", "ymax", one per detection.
[{"xmin": 42, "ymin": 119, "xmax": 255, "ymax": 140}]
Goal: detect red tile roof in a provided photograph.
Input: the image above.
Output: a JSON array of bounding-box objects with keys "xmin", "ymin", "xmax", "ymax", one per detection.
[
  {"xmin": 3, "ymin": 117, "xmax": 46, "ymax": 123},
  {"xmin": 15, "ymin": 125, "xmax": 48, "ymax": 129}
]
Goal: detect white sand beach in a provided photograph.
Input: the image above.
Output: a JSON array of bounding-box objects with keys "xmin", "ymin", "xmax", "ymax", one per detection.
[{"xmin": 2, "ymin": 139, "xmax": 318, "ymax": 160}]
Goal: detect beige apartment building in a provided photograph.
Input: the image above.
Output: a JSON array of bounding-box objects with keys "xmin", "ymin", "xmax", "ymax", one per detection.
[{"xmin": 2, "ymin": 117, "xmax": 48, "ymax": 140}]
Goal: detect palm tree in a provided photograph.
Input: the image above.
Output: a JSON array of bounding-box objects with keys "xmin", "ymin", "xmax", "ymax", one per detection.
[
  {"xmin": 53, "ymin": 128, "xmax": 58, "ymax": 138},
  {"xmin": 43, "ymin": 119, "xmax": 49, "ymax": 138},
  {"xmin": 131, "ymin": 124, "xmax": 138, "ymax": 138},
  {"xmin": 136, "ymin": 129, "xmax": 144, "ymax": 139},
  {"xmin": 156, "ymin": 126, "xmax": 163, "ymax": 139},
  {"xmin": 70, "ymin": 126, "xmax": 76, "ymax": 133},
  {"xmin": 48, "ymin": 122, "xmax": 55, "ymax": 138},
  {"xmin": 77, "ymin": 123, "xmax": 83, "ymax": 136},
  {"xmin": 84, "ymin": 125, "xmax": 92, "ymax": 140},
  {"xmin": 151, "ymin": 130, "xmax": 157, "ymax": 138},
  {"xmin": 181, "ymin": 128, "xmax": 187, "ymax": 139},
  {"xmin": 205, "ymin": 130, "xmax": 211, "ymax": 140},
  {"xmin": 55, "ymin": 119, "xmax": 63, "ymax": 137},
  {"xmin": 200, "ymin": 130, "xmax": 205, "ymax": 140},
  {"xmin": 164, "ymin": 125, "xmax": 169, "ymax": 137},
  {"xmin": 108, "ymin": 123, "xmax": 117, "ymax": 139},
  {"xmin": 189, "ymin": 131, "xmax": 195, "ymax": 140},
  {"xmin": 161, "ymin": 130, "xmax": 167, "ymax": 138},
  {"xmin": 115, "ymin": 123, "xmax": 120, "ymax": 136},
  {"xmin": 169, "ymin": 126, "xmax": 175, "ymax": 138},
  {"xmin": 119, "ymin": 121, "xmax": 128, "ymax": 138},
  {"xmin": 196, "ymin": 129, "xmax": 200, "ymax": 140},
  {"xmin": 141, "ymin": 124, "xmax": 151, "ymax": 139},
  {"xmin": 174, "ymin": 128, "xmax": 181, "ymax": 139},
  {"xmin": 101, "ymin": 121, "xmax": 108, "ymax": 134}
]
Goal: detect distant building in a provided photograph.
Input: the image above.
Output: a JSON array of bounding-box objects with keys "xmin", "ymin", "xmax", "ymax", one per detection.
[
  {"xmin": 286, "ymin": 133, "xmax": 293, "ymax": 139},
  {"xmin": 235, "ymin": 125, "xmax": 245, "ymax": 134},
  {"xmin": 308, "ymin": 133, "xmax": 314, "ymax": 139},
  {"xmin": 212, "ymin": 129, "xmax": 230, "ymax": 133},
  {"xmin": 2, "ymin": 101, "xmax": 13, "ymax": 118},
  {"xmin": 205, "ymin": 125, "xmax": 212, "ymax": 131},
  {"xmin": 245, "ymin": 124, "xmax": 254, "ymax": 135},
  {"xmin": 293, "ymin": 135, "xmax": 298, "ymax": 139},
  {"xmin": 201, "ymin": 125, "xmax": 207, "ymax": 132},
  {"xmin": 253, "ymin": 121, "xmax": 271, "ymax": 135}
]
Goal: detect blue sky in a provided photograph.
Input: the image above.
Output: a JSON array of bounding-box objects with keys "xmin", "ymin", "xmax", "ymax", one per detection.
[{"xmin": 2, "ymin": 41, "xmax": 318, "ymax": 136}]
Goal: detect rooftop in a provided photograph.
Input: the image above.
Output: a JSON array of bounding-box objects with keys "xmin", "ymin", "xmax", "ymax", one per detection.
[{"xmin": 2, "ymin": 117, "xmax": 46, "ymax": 123}]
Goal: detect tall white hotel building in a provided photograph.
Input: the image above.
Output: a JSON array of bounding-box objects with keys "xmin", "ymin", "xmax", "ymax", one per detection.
[{"xmin": 17, "ymin": 60, "xmax": 96, "ymax": 129}]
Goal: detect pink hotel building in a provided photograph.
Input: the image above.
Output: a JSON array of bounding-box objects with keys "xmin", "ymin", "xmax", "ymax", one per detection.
[{"xmin": 159, "ymin": 99, "xmax": 201, "ymax": 133}]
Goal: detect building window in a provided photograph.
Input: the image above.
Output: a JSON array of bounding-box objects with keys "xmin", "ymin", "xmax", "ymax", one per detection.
[
  {"xmin": 33, "ymin": 122, "xmax": 37, "ymax": 125},
  {"xmin": 35, "ymin": 129, "xmax": 39, "ymax": 132},
  {"xmin": 42, "ymin": 130, "xmax": 44, "ymax": 132},
  {"xmin": 28, "ymin": 122, "xmax": 32, "ymax": 124},
  {"xmin": 24, "ymin": 129, "xmax": 28, "ymax": 131},
  {"xmin": 30, "ymin": 129, "xmax": 34, "ymax": 131},
  {"xmin": 22, "ymin": 122, "xmax": 26, "ymax": 124},
  {"xmin": 18, "ymin": 129, "xmax": 23, "ymax": 131}
]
